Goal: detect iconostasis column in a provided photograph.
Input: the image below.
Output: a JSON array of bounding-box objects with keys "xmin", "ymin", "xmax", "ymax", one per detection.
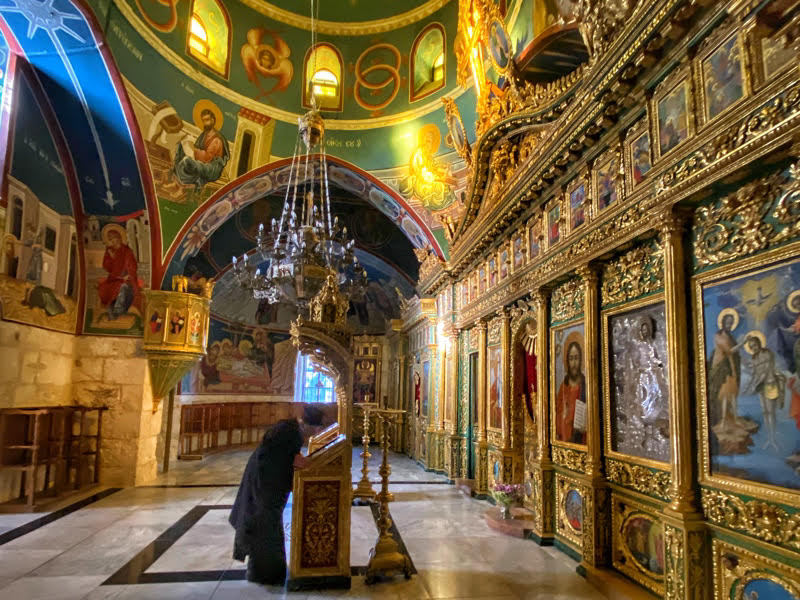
[
  {"xmin": 577, "ymin": 264, "xmax": 610, "ymax": 574},
  {"xmin": 435, "ymin": 325, "xmax": 447, "ymax": 473},
  {"xmin": 659, "ymin": 211, "xmax": 708, "ymax": 600},
  {"xmin": 476, "ymin": 320, "xmax": 489, "ymax": 495},
  {"xmin": 532, "ymin": 288, "xmax": 555, "ymax": 544},
  {"xmin": 447, "ymin": 327, "xmax": 462, "ymax": 480}
]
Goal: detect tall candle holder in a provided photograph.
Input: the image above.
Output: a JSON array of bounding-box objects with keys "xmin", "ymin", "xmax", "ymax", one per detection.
[
  {"xmin": 365, "ymin": 408, "xmax": 411, "ymax": 584},
  {"xmin": 353, "ymin": 402, "xmax": 378, "ymax": 503}
]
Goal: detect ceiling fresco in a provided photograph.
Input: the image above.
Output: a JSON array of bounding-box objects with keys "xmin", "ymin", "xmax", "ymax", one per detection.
[{"xmin": 253, "ymin": 0, "xmax": 446, "ymax": 24}]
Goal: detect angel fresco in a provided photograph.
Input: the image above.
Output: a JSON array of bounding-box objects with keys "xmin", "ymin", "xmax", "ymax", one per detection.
[{"xmin": 241, "ymin": 28, "xmax": 294, "ymax": 96}]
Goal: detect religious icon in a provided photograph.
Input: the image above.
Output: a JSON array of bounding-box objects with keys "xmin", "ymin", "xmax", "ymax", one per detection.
[
  {"xmin": 488, "ymin": 19, "xmax": 512, "ymax": 73},
  {"xmin": 569, "ymin": 182, "xmax": 586, "ymax": 230},
  {"xmin": 548, "ymin": 204, "xmax": 560, "ymax": 246},
  {"xmin": 595, "ymin": 154, "xmax": 620, "ymax": 210},
  {"xmin": 400, "ymin": 124, "xmax": 456, "ymax": 210},
  {"xmin": 553, "ymin": 324, "xmax": 587, "ymax": 445},
  {"xmin": 657, "ymin": 81, "xmax": 690, "ymax": 156},
  {"xmin": 354, "ymin": 358, "xmax": 377, "ymax": 404},
  {"xmin": 422, "ymin": 361, "xmax": 430, "ymax": 417},
  {"xmin": 699, "ymin": 257, "xmax": 800, "ymax": 491},
  {"xmin": 609, "ymin": 303, "xmax": 671, "ymax": 463},
  {"xmin": 760, "ymin": 33, "xmax": 795, "ymax": 82},
  {"xmin": 169, "ymin": 310, "xmax": 186, "ymax": 335},
  {"xmin": 189, "ymin": 310, "xmax": 202, "ymax": 345},
  {"xmin": 631, "ymin": 131, "xmax": 651, "ymax": 185},
  {"xmin": 471, "ymin": 272, "xmax": 478, "ymax": 299},
  {"xmin": 702, "ymin": 32, "xmax": 744, "ymax": 122},
  {"xmin": 500, "ymin": 248, "xmax": 509, "ymax": 279},
  {"xmin": 529, "ymin": 219, "xmax": 542, "ymax": 259},
  {"xmin": 623, "ymin": 516, "xmax": 665, "ymax": 576},
  {"xmin": 513, "ymin": 235, "xmax": 525, "ymax": 269},
  {"xmin": 149, "ymin": 310, "xmax": 164, "ymax": 334},
  {"xmin": 167, "ymin": 100, "xmax": 230, "ymax": 194},
  {"xmin": 479, "ymin": 265, "xmax": 487, "ymax": 294},
  {"xmin": 413, "ymin": 370, "xmax": 421, "ymax": 416},
  {"xmin": 489, "ymin": 345, "xmax": 503, "ymax": 430},
  {"xmin": 489, "ymin": 257, "xmax": 498, "ymax": 287},
  {"xmin": 564, "ymin": 488, "xmax": 583, "ymax": 531}
]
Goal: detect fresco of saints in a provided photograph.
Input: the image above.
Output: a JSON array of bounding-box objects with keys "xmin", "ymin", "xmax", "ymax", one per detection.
[
  {"xmin": 170, "ymin": 106, "xmax": 230, "ymax": 192},
  {"xmin": 400, "ymin": 124, "xmax": 456, "ymax": 211},
  {"xmin": 556, "ymin": 334, "xmax": 586, "ymax": 444},
  {"xmin": 98, "ymin": 225, "xmax": 142, "ymax": 321}
]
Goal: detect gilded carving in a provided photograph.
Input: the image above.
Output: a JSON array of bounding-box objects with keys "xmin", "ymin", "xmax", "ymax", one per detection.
[
  {"xmin": 551, "ymin": 278, "xmax": 584, "ymax": 323},
  {"xmin": 601, "ymin": 239, "xmax": 665, "ymax": 306},
  {"xmin": 556, "ymin": 474, "xmax": 585, "ymax": 549},
  {"xmin": 701, "ymin": 488, "xmax": 800, "ymax": 551},
  {"xmin": 553, "ymin": 446, "xmax": 588, "ymax": 473},
  {"xmin": 606, "ymin": 458, "xmax": 672, "ymax": 501},
  {"xmin": 693, "ymin": 165, "xmax": 800, "ymax": 268},
  {"xmin": 664, "ymin": 523, "xmax": 685, "ymax": 600},
  {"xmin": 612, "ymin": 495, "xmax": 665, "ymax": 595},
  {"xmin": 300, "ymin": 481, "xmax": 340, "ymax": 569},
  {"xmin": 572, "ymin": 0, "xmax": 638, "ymax": 61},
  {"xmin": 713, "ymin": 538, "xmax": 800, "ymax": 600}
]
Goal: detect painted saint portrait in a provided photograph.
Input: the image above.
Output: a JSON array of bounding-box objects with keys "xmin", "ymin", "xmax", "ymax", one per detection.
[
  {"xmin": 548, "ymin": 204, "xmax": 560, "ymax": 246},
  {"xmin": 513, "ymin": 235, "xmax": 525, "ymax": 269},
  {"xmin": 471, "ymin": 272, "xmax": 479, "ymax": 299},
  {"xmin": 564, "ymin": 488, "xmax": 583, "ymax": 531},
  {"xmin": 488, "ymin": 19, "xmax": 511, "ymax": 71},
  {"xmin": 401, "ymin": 124, "xmax": 456, "ymax": 210},
  {"xmin": 631, "ymin": 132, "xmax": 651, "ymax": 185},
  {"xmin": 609, "ymin": 303, "xmax": 671, "ymax": 463},
  {"xmin": 489, "ymin": 345, "xmax": 503, "ymax": 430},
  {"xmin": 530, "ymin": 220, "xmax": 542, "ymax": 259},
  {"xmin": 479, "ymin": 265, "xmax": 487, "ymax": 294},
  {"xmin": 569, "ymin": 182, "xmax": 586, "ymax": 230},
  {"xmin": 462, "ymin": 281, "xmax": 470, "ymax": 307},
  {"xmin": 422, "ymin": 360, "xmax": 431, "ymax": 418},
  {"xmin": 354, "ymin": 358, "xmax": 377, "ymax": 403},
  {"xmin": 597, "ymin": 156, "xmax": 619, "ymax": 210},
  {"xmin": 167, "ymin": 100, "xmax": 230, "ymax": 193},
  {"xmin": 703, "ymin": 33, "xmax": 744, "ymax": 121},
  {"xmin": 701, "ymin": 257, "xmax": 800, "ymax": 490},
  {"xmin": 97, "ymin": 224, "xmax": 143, "ymax": 325},
  {"xmin": 623, "ymin": 516, "xmax": 665, "ymax": 576},
  {"xmin": 500, "ymin": 248, "xmax": 509, "ymax": 279},
  {"xmin": 554, "ymin": 324, "xmax": 587, "ymax": 445},
  {"xmin": 489, "ymin": 258, "xmax": 498, "ymax": 287},
  {"xmin": 413, "ymin": 370, "xmax": 421, "ymax": 416},
  {"xmin": 657, "ymin": 82, "xmax": 689, "ymax": 156}
]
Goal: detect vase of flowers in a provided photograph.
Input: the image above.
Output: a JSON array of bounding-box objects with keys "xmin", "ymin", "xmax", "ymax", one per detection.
[{"xmin": 491, "ymin": 483, "xmax": 523, "ymax": 519}]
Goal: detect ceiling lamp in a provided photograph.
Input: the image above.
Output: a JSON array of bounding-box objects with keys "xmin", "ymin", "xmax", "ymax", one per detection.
[{"xmin": 232, "ymin": 1, "xmax": 366, "ymax": 311}]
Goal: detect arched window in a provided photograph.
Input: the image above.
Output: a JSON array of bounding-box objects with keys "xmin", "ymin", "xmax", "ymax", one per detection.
[
  {"xmin": 236, "ymin": 131, "xmax": 254, "ymax": 177},
  {"xmin": 303, "ymin": 43, "xmax": 343, "ymax": 111},
  {"xmin": 294, "ymin": 353, "xmax": 336, "ymax": 403},
  {"xmin": 11, "ymin": 197, "xmax": 23, "ymax": 239},
  {"xmin": 411, "ymin": 24, "xmax": 445, "ymax": 102},
  {"xmin": 187, "ymin": 0, "xmax": 231, "ymax": 78}
]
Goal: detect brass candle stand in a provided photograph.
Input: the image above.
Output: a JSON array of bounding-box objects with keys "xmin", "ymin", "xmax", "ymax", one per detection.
[
  {"xmin": 365, "ymin": 408, "xmax": 411, "ymax": 584},
  {"xmin": 353, "ymin": 402, "xmax": 378, "ymax": 504}
]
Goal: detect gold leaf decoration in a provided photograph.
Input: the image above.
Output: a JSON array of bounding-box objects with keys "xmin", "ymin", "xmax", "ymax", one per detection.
[
  {"xmin": 552, "ymin": 446, "xmax": 588, "ymax": 473},
  {"xmin": 601, "ymin": 239, "xmax": 665, "ymax": 306},
  {"xmin": 606, "ymin": 458, "xmax": 672, "ymax": 501},
  {"xmin": 701, "ymin": 488, "xmax": 800, "ymax": 551},
  {"xmin": 551, "ymin": 278, "xmax": 584, "ymax": 323}
]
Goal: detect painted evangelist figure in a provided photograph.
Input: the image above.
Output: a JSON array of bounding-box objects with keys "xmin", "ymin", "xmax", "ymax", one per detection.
[
  {"xmin": 702, "ymin": 258, "xmax": 800, "ymax": 489},
  {"xmin": 554, "ymin": 324, "xmax": 587, "ymax": 445},
  {"xmin": 97, "ymin": 225, "xmax": 142, "ymax": 322},
  {"xmin": 399, "ymin": 124, "xmax": 456, "ymax": 211},
  {"xmin": 610, "ymin": 305, "xmax": 670, "ymax": 462}
]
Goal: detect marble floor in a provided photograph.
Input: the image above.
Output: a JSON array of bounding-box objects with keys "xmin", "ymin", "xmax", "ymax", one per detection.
[{"xmin": 0, "ymin": 449, "xmax": 607, "ymax": 599}]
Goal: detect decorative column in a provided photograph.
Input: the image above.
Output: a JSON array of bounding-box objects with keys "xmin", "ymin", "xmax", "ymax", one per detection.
[
  {"xmin": 446, "ymin": 326, "xmax": 461, "ymax": 480},
  {"xmin": 530, "ymin": 288, "xmax": 554, "ymax": 543},
  {"xmin": 576, "ymin": 264, "xmax": 609, "ymax": 573},
  {"xmin": 475, "ymin": 320, "xmax": 489, "ymax": 495},
  {"xmin": 659, "ymin": 211, "xmax": 708, "ymax": 600},
  {"xmin": 435, "ymin": 328, "xmax": 447, "ymax": 473},
  {"xmin": 499, "ymin": 308, "xmax": 515, "ymax": 484}
]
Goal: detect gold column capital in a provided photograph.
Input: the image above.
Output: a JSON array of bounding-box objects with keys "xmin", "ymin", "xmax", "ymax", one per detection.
[
  {"xmin": 656, "ymin": 208, "xmax": 690, "ymax": 236},
  {"xmin": 475, "ymin": 320, "xmax": 488, "ymax": 331},
  {"xmin": 576, "ymin": 263, "xmax": 600, "ymax": 284}
]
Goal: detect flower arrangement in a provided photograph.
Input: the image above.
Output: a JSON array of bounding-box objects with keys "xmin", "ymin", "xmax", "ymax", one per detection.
[{"xmin": 491, "ymin": 483, "xmax": 524, "ymax": 508}]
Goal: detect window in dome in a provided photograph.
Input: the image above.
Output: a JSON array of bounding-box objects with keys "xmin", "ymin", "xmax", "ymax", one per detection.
[
  {"xmin": 303, "ymin": 43, "xmax": 343, "ymax": 111},
  {"xmin": 411, "ymin": 24, "xmax": 446, "ymax": 102},
  {"xmin": 187, "ymin": 0, "xmax": 231, "ymax": 78}
]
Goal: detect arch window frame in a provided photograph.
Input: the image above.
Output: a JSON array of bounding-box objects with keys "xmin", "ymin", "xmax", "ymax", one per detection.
[
  {"xmin": 294, "ymin": 353, "xmax": 336, "ymax": 404},
  {"xmin": 410, "ymin": 22, "xmax": 446, "ymax": 103},
  {"xmin": 186, "ymin": 0, "xmax": 232, "ymax": 79},
  {"xmin": 302, "ymin": 43, "xmax": 344, "ymax": 112}
]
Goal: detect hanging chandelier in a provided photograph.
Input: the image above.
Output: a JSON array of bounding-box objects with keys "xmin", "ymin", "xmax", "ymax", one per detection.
[{"xmin": 231, "ymin": 110, "xmax": 367, "ymax": 309}]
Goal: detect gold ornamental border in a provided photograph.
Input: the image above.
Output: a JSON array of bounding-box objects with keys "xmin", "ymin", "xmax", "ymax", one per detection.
[
  {"xmin": 693, "ymin": 240, "xmax": 800, "ymax": 509},
  {"xmin": 712, "ymin": 537, "xmax": 800, "ymax": 600},
  {"xmin": 555, "ymin": 472, "xmax": 585, "ymax": 551},
  {"xmin": 240, "ymin": 0, "xmax": 452, "ymax": 35},
  {"xmin": 601, "ymin": 294, "xmax": 672, "ymax": 472}
]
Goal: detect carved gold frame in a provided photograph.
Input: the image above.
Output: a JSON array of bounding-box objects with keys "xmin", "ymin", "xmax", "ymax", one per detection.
[
  {"xmin": 487, "ymin": 341, "xmax": 503, "ymax": 436},
  {"xmin": 650, "ymin": 62, "xmax": 696, "ymax": 162},
  {"xmin": 693, "ymin": 24, "xmax": 752, "ymax": 130},
  {"xmin": 601, "ymin": 294, "xmax": 672, "ymax": 471},
  {"xmin": 712, "ymin": 537, "xmax": 800, "ymax": 600},
  {"xmin": 745, "ymin": 15, "xmax": 797, "ymax": 92},
  {"xmin": 611, "ymin": 492, "xmax": 666, "ymax": 596},
  {"xmin": 527, "ymin": 210, "xmax": 545, "ymax": 261},
  {"xmin": 555, "ymin": 472, "xmax": 584, "ymax": 551},
  {"xmin": 511, "ymin": 231, "xmax": 526, "ymax": 274},
  {"xmin": 592, "ymin": 144, "xmax": 625, "ymax": 216},
  {"xmin": 566, "ymin": 167, "xmax": 591, "ymax": 236},
  {"xmin": 623, "ymin": 116, "xmax": 652, "ymax": 191},
  {"xmin": 693, "ymin": 240, "xmax": 800, "ymax": 508},
  {"xmin": 546, "ymin": 193, "xmax": 564, "ymax": 249},
  {"xmin": 550, "ymin": 318, "xmax": 588, "ymax": 453}
]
